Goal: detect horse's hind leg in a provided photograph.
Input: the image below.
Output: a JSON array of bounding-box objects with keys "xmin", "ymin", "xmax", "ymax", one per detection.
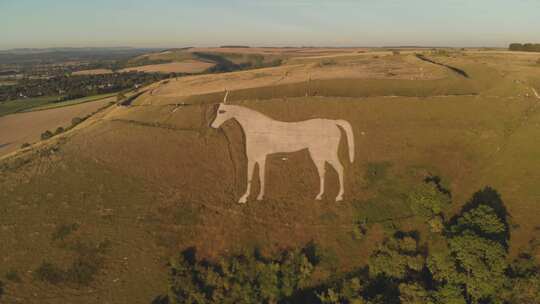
[
  {"xmin": 239, "ymin": 159, "xmax": 255, "ymax": 204},
  {"xmin": 256, "ymin": 157, "xmax": 266, "ymax": 201},
  {"xmin": 310, "ymin": 150, "xmax": 326, "ymax": 200},
  {"xmin": 314, "ymin": 160, "xmax": 326, "ymax": 200},
  {"xmin": 328, "ymin": 158, "xmax": 345, "ymax": 202}
]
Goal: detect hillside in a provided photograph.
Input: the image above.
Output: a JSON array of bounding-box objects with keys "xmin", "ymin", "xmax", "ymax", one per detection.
[{"xmin": 1, "ymin": 49, "xmax": 540, "ymax": 303}]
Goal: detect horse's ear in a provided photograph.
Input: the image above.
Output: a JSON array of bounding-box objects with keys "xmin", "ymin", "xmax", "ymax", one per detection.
[{"xmin": 223, "ymin": 90, "xmax": 229, "ymax": 104}]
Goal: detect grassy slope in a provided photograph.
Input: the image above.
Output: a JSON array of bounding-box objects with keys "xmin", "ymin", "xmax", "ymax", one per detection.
[
  {"xmin": 1, "ymin": 52, "xmax": 539, "ymax": 303},
  {"xmin": 128, "ymin": 48, "xmax": 284, "ymax": 70}
]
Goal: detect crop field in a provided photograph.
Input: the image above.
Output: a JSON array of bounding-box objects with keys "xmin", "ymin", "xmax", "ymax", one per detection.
[
  {"xmin": 1, "ymin": 49, "xmax": 540, "ymax": 303},
  {"xmin": 0, "ymin": 96, "xmax": 114, "ymax": 157},
  {"xmin": 72, "ymin": 69, "xmax": 113, "ymax": 75},
  {"xmin": 27, "ymin": 93, "xmax": 116, "ymax": 111},
  {"xmin": 0, "ymin": 96, "xmax": 62, "ymax": 117},
  {"xmin": 119, "ymin": 60, "xmax": 215, "ymax": 74}
]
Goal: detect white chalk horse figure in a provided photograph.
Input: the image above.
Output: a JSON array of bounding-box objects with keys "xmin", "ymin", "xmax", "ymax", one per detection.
[{"xmin": 211, "ymin": 98, "xmax": 355, "ymax": 203}]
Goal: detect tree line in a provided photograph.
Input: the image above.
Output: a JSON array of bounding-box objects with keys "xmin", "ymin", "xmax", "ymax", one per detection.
[
  {"xmin": 157, "ymin": 185, "xmax": 539, "ymax": 304},
  {"xmin": 509, "ymin": 43, "xmax": 540, "ymax": 52}
]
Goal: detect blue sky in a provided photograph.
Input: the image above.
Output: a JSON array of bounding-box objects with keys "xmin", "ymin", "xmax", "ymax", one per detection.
[{"xmin": 0, "ymin": 0, "xmax": 539, "ymax": 49}]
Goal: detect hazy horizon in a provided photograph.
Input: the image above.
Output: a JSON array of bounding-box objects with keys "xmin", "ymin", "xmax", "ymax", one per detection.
[{"xmin": 1, "ymin": 0, "xmax": 539, "ymax": 49}]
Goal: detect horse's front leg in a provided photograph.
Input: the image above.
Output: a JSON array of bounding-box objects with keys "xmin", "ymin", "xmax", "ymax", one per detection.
[
  {"xmin": 256, "ymin": 157, "xmax": 267, "ymax": 201},
  {"xmin": 239, "ymin": 159, "xmax": 255, "ymax": 204}
]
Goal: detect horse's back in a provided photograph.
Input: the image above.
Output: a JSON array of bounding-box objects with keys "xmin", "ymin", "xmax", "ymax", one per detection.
[{"xmin": 244, "ymin": 118, "xmax": 342, "ymax": 156}]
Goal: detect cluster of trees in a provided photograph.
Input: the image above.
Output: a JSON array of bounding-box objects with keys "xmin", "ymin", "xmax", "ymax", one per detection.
[
  {"xmin": 165, "ymin": 247, "xmax": 315, "ymax": 304},
  {"xmin": 0, "ymin": 72, "xmax": 171, "ymax": 102},
  {"xmin": 159, "ymin": 186, "xmax": 539, "ymax": 304},
  {"xmin": 509, "ymin": 43, "xmax": 540, "ymax": 52}
]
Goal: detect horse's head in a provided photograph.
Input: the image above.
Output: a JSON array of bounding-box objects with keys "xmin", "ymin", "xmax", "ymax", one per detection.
[{"xmin": 210, "ymin": 103, "xmax": 234, "ymax": 129}]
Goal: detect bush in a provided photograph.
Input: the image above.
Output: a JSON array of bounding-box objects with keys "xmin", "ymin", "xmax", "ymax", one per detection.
[
  {"xmin": 54, "ymin": 127, "xmax": 64, "ymax": 135},
  {"xmin": 34, "ymin": 240, "xmax": 109, "ymax": 286},
  {"xmin": 71, "ymin": 117, "xmax": 83, "ymax": 126},
  {"xmin": 319, "ymin": 59, "xmax": 337, "ymax": 67},
  {"xmin": 20, "ymin": 143, "xmax": 31, "ymax": 149},
  {"xmin": 407, "ymin": 183, "xmax": 451, "ymax": 219},
  {"xmin": 5, "ymin": 270, "xmax": 21, "ymax": 283},
  {"xmin": 51, "ymin": 223, "xmax": 79, "ymax": 241},
  {"xmin": 34, "ymin": 262, "xmax": 65, "ymax": 284},
  {"xmin": 116, "ymin": 93, "xmax": 126, "ymax": 102},
  {"xmin": 40, "ymin": 130, "xmax": 54, "ymax": 140}
]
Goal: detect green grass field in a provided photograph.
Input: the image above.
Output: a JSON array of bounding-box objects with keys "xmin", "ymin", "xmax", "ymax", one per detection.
[
  {"xmin": 0, "ymin": 93, "xmax": 116, "ymax": 117},
  {"xmin": 0, "ymin": 96, "xmax": 61, "ymax": 116},
  {"xmin": 27, "ymin": 93, "xmax": 116, "ymax": 111}
]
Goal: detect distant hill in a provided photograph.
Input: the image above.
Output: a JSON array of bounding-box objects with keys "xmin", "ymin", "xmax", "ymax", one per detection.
[{"xmin": 0, "ymin": 47, "xmax": 164, "ymax": 65}]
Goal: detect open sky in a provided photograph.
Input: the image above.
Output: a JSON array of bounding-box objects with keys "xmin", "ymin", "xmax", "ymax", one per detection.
[{"xmin": 1, "ymin": 0, "xmax": 539, "ymax": 49}]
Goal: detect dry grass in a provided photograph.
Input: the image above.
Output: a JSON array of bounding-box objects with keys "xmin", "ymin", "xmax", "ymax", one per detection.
[
  {"xmin": 119, "ymin": 60, "xmax": 215, "ymax": 74},
  {"xmin": 140, "ymin": 54, "xmax": 447, "ymax": 101}
]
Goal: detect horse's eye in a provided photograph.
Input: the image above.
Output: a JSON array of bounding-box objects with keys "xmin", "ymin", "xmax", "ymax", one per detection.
[{"xmin": 219, "ymin": 110, "xmax": 226, "ymax": 114}]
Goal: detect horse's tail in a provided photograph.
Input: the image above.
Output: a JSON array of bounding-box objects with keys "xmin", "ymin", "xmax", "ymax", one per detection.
[{"xmin": 336, "ymin": 120, "xmax": 355, "ymax": 163}]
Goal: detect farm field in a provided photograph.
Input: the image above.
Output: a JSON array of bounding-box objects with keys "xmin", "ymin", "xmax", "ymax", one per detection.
[
  {"xmin": 1, "ymin": 49, "xmax": 540, "ymax": 303},
  {"xmin": 0, "ymin": 96, "xmax": 62, "ymax": 117},
  {"xmin": 119, "ymin": 60, "xmax": 215, "ymax": 74},
  {"xmin": 0, "ymin": 96, "xmax": 114, "ymax": 157},
  {"xmin": 72, "ymin": 68, "xmax": 113, "ymax": 75},
  {"xmin": 28, "ymin": 93, "xmax": 116, "ymax": 111}
]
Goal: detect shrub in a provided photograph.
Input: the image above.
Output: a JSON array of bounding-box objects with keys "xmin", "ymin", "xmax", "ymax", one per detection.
[
  {"xmin": 71, "ymin": 117, "xmax": 83, "ymax": 126},
  {"xmin": 407, "ymin": 183, "xmax": 451, "ymax": 219},
  {"xmin": 34, "ymin": 240, "xmax": 109, "ymax": 286},
  {"xmin": 20, "ymin": 143, "xmax": 31, "ymax": 149},
  {"xmin": 51, "ymin": 223, "xmax": 79, "ymax": 241},
  {"xmin": 364, "ymin": 162, "xmax": 392, "ymax": 185},
  {"xmin": 40, "ymin": 130, "xmax": 54, "ymax": 140},
  {"xmin": 34, "ymin": 262, "xmax": 65, "ymax": 284},
  {"xmin": 5, "ymin": 270, "xmax": 21, "ymax": 283},
  {"xmin": 65, "ymin": 240, "xmax": 110, "ymax": 285},
  {"xmin": 54, "ymin": 127, "xmax": 64, "ymax": 135},
  {"xmin": 428, "ymin": 216, "xmax": 444, "ymax": 233},
  {"xmin": 116, "ymin": 93, "xmax": 126, "ymax": 102},
  {"xmin": 319, "ymin": 59, "xmax": 337, "ymax": 67}
]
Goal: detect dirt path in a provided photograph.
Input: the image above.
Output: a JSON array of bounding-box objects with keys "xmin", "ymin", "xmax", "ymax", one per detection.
[{"xmin": 532, "ymin": 87, "xmax": 540, "ymax": 99}]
